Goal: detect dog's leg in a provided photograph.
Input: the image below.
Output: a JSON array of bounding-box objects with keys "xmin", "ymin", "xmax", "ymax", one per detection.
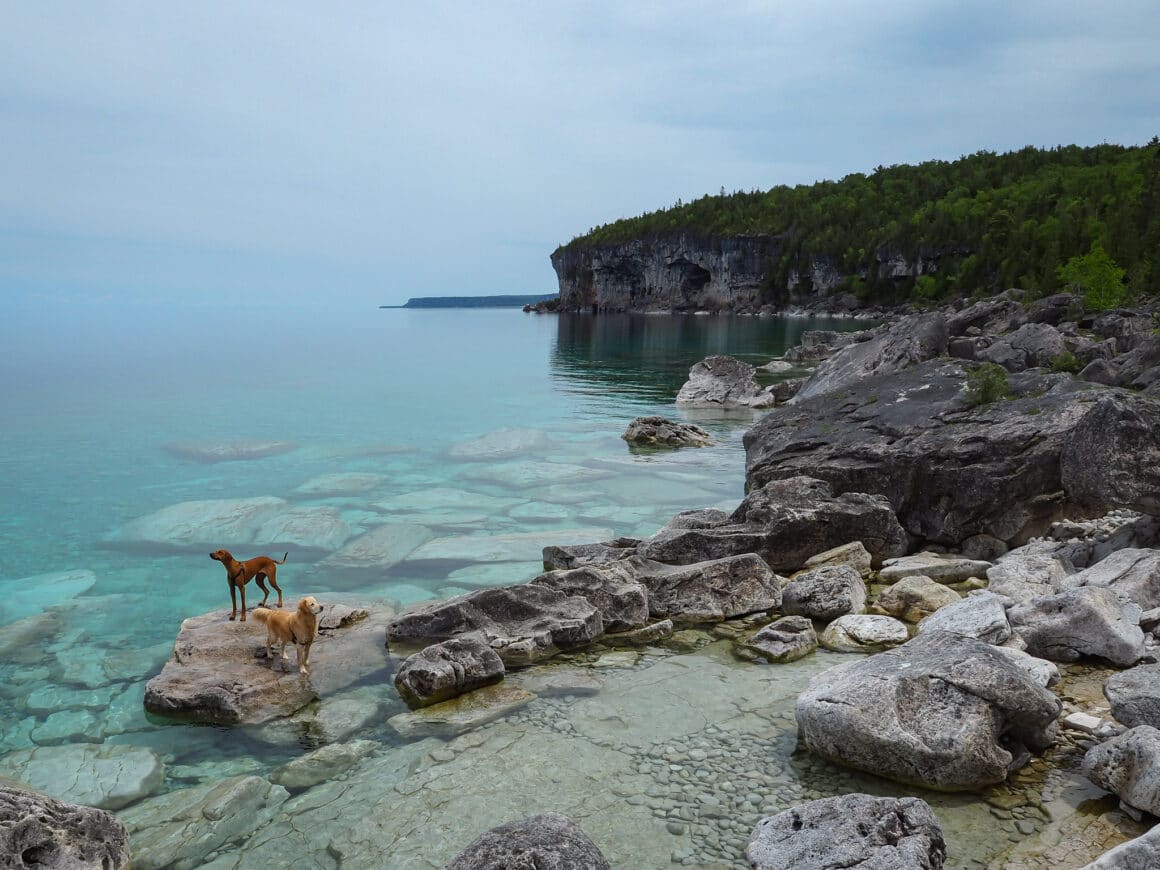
[
  {"xmin": 298, "ymin": 641, "xmax": 312, "ymax": 675},
  {"xmin": 255, "ymin": 573, "xmax": 271, "ymax": 608},
  {"xmin": 229, "ymin": 578, "xmax": 238, "ymax": 622},
  {"xmin": 239, "ymin": 578, "xmax": 248, "ymax": 622},
  {"xmin": 269, "ymin": 568, "xmax": 283, "ymax": 609},
  {"xmin": 265, "ymin": 627, "xmax": 274, "ymax": 661},
  {"xmin": 279, "ymin": 639, "xmax": 290, "ymax": 671}
]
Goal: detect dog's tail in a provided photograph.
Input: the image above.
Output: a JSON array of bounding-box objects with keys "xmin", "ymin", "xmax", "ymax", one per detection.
[
  {"xmin": 252, "ymin": 608, "xmax": 273, "ymax": 624},
  {"xmin": 273, "ymin": 552, "xmax": 288, "ymax": 564}
]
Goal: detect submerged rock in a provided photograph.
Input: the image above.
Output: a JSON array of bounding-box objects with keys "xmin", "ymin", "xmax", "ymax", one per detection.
[
  {"xmin": 0, "ymin": 783, "xmax": 131, "ymax": 870},
  {"xmin": 269, "ymin": 739, "xmax": 379, "ymax": 790},
  {"xmin": 675, "ymin": 355, "xmax": 776, "ymax": 408},
  {"xmin": 108, "ymin": 497, "xmax": 286, "ymax": 550},
  {"xmin": 639, "ymin": 476, "xmax": 907, "ymax": 572},
  {"xmin": 0, "ymin": 743, "xmax": 163, "ymax": 811},
  {"xmin": 448, "ymin": 427, "xmax": 550, "ymax": 460},
  {"xmin": 795, "ymin": 631, "xmax": 1061, "ymax": 791},
  {"xmin": 394, "ymin": 635, "xmax": 506, "ymax": 709},
  {"xmin": 445, "ymin": 813, "xmax": 610, "ymax": 870},
  {"xmin": 746, "ymin": 793, "xmax": 946, "ymax": 870},
  {"xmin": 621, "ymin": 415, "xmax": 712, "ymax": 447},
  {"xmin": 320, "ymin": 523, "xmax": 434, "ymax": 570},
  {"xmin": 162, "ymin": 439, "xmax": 296, "ymax": 463},
  {"xmin": 388, "ymin": 684, "xmax": 535, "ymax": 740},
  {"xmin": 0, "ymin": 569, "xmax": 95, "ymax": 628}
]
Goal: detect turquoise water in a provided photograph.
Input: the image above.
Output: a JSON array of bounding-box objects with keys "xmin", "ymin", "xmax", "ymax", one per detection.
[{"xmin": 0, "ymin": 305, "xmax": 846, "ymax": 761}]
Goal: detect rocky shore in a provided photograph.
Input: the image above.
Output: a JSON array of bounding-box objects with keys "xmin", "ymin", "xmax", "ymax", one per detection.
[{"xmin": 6, "ymin": 291, "xmax": 1160, "ymax": 868}]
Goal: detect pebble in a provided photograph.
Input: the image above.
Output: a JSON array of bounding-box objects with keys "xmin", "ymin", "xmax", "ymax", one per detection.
[{"xmin": 667, "ymin": 821, "xmax": 686, "ymax": 835}]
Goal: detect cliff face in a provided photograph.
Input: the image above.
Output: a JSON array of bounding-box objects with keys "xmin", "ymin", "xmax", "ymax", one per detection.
[
  {"xmin": 550, "ymin": 234, "xmax": 783, "ymax": 313},
  {"xmin": 551, "ymin": 233, "xmax": 946, "ymax": 313}
]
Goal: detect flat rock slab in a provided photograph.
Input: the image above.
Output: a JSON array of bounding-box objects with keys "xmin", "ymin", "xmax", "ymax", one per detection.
[
  {"xmin": 0, "ymin": 569, "xmax": 96, "ymax": 627},
  {"xmin": 270, "ymin": 739, "xmax": 379, "ymax": 790},
  {"xmin": 0, "ymin": 743, "xmax": 163, "ymax": 810},
  {"xmin": 879, "ymin": 553, "xmax": 993, "ymax": 585},
  {"xmin": 449, "ymin": 427, "xmax": 550, "ymax": 460},
  {"xmin": 746, "ymin": 793, "xmax": 946, "ymax": 870},
  {"xmin": 320, "ymin": 523, "xmax": 434, "ymax": 570},
  {"xmin": 108, "ymin": 497, "xmax": 287, "ymax": 549},
  {"xmin": 388, "ymin": 684, "xmax": 535, "ymax": 739},
  {"xmin": 445, "ymin": 812, "xmax": 610, "ymax": 869},
  {"xmin": 408, "ymin": 528, "xmax": 615, "ymax": 564},
  {"xmin": 144, "ymin": 604, "xmax": 391, "ymax": 725},
  {"xmin": 738, "ymin": 615, "xmax": 818, "ymax": 664},
  {"xmin": 294, "ymin": 472, "xmax": 385, "ymax": 495},
  {"xmin": 0, "ymin": 783, "xmax": 131, "ymax": 869},
  {"xmin": 119, "ymin": 775, "xmax": 288, "ymax": 870},
  {"xmin": 255, "ymin": 506, "xmax": 352, "ymax": 552},
  {"xmin": 162, "ymin": 439, "xmax": 297, "ymax": 463}
]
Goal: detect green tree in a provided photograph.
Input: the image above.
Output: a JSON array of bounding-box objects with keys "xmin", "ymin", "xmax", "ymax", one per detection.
[{"xmin": 1057, "ymin": 242, "xmax": 1127, "ymax": 310}]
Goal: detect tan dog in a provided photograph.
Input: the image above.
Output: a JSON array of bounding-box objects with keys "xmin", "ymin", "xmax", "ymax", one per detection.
[
  {"xmin": 209, "ymin": 549, "xmax": 286, "ymax": 622},
  {"xmin": 253, "ymin": 596, "xmax": 323, "ymax": 674}
]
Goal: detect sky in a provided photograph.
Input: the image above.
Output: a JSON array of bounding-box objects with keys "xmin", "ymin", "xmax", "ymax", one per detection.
[{"xmin": 1, "ymin": 1, "xmax": 1158, "ymax": 310}]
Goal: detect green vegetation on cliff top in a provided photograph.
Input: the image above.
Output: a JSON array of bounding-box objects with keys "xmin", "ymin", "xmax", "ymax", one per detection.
[{"xmin": 559, "ymin": 140, "xmax": 1160, "ymax": 302}]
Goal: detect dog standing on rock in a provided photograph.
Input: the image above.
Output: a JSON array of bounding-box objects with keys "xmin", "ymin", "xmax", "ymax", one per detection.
[
  {"xmin": 254, "ymin": 596, "xmax": 323, "ymax": 675},
  {"xmin": 210, "ymin": 549, "xmax": 286, "ymax": 622}
]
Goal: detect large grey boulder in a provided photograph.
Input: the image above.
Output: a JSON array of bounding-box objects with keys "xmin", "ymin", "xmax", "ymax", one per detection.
[
  {"xmin": 1008, "ymin": 587, "xmax": 1144, "ymax": 667},
  {"xmin": 639, "ymin": 476, "xmax": 907, "ymax": 572},
  {"xmin": 675, "ymin": 355, "xmax": 776, "ymax": 408},
  {"xmin": 541, "ymin": 538, "xmax": 640, "ymax": 571},
  {"xmin": 386, "ymin": 585, "xmax": 603, "ymax": 667},
  {"xmin": 621, "ymin": 415, "xmax": 712, "ymax": 447},
  {"xmin": 795, "ymin": 631, "xmax": 1061, "ymax": 791},
  {"xmin": 530, "ymin": 564, "xmax": 650, "ymax": 632},
  {"xmin": 872, "ymin": 576, "xmax": 961, "ymax": 623},
  {"xmin": 791, "ymin": 312, "xmax": 948, "ymax": 403},
  {"xmin": 0, "ymin": 784, "xmax": 131, "ymax": 869},
  {"xmin": 394, "ymin": 635, "xmax": 505, "ymax": 709},
  {"xmin": 979, "ymin": 323, "xmax": 1067, "ymax": 371},
  {"xmin": 783, "ymin": 329, "xmax": 866, "ymax": 363},
  {"xmin": 985, "ymin": 553, "xmax": 1069, "ymax": 604},
  {"xmin": 144, "ymin": 604, "xmax": 388, "ymax": 725},
  {"xmin": 878, "ymin": 553, "xmax": 992, "ymax": 585},
  {"xmin": 916, "ymin": 591, "xmax": 1012, "ymax": 645},
  {"xmin": 819, "ymin": 615, "xmax": 909, "ymax": 653},
  {"xmin": 803, "ymin": 542, "xmax": 873, "ymax": 578},
  {"xmin": 746, "ymin": 794, "xmax": 946, "ymax": 870},
  {"xmin": 1077, "ymin": 823, "xmax": 1160, "ymax": 869},
  {"xmin": 1082, "ymin": 725, "xmax": 1160, "ymax": 817},
  {"xmin": 1104, "ymin": 664, "xmax": 1160, "ymax": 729},
  {"xmin": 1062, "ymin": 548, "xmax": 1160, "ymax": 611},
  {"xmin": 746, "ymin": 361, "xmax": 1160, "ymax": 549},
  {"xmin": 739, "ymin": 616, "xmax": 818, "ymax": 663},
  {"xmin": 444, "ymin": 812, "xmax": 610, "ymax": 870},
  {"xmin": 782, "ymin": 565, "xmax": 867, "ymax": 622},
  {"xmin": 630, "ymin": 553, "xmax": 781, "ymax": 624}
]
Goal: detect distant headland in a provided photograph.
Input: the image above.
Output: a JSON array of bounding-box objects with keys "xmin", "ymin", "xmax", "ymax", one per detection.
[{"xmin": 381, "ymin": 293, "xmax": 558, "ymax": 309}]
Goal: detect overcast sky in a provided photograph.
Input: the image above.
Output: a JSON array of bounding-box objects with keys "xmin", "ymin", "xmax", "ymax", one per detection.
[{"xmin": 2, "ymin": 1, "xmax": 1158, "ymax": 309}]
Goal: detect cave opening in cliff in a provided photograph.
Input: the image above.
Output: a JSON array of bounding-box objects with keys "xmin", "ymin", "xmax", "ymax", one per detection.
[{"xmin": 677, "ymin": 262, "xmax": 712, "ymax": 295}]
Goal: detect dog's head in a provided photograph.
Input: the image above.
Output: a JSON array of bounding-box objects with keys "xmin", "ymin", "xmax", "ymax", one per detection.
[
  {"xmin": 298, "ymin": 596, "xmax": 324, "ymax": 616},
  {"xmin": 209, "ymin": 549, "xmax": 232, "ymax": 564}
]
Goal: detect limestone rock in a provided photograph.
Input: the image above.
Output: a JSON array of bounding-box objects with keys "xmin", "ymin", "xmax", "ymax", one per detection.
[
  {"xmin": 1060, "ymin": 395, "xmax": 1160, "ymax": 516},
  {"xmin": 388, "ymin": 684, "xmax": 535, "ymax": 740},
  {"xmin": 879, "ymin": 553, "xmax": 993, "ymax": 585},
  {"xmin": 0, "ymin": 744, "xmax": 163, "ymax": 811},
  {"xmin": 992, "ymin": 646, "xmax": 1061, "ymax": 688},
  {"xmin": 1062, "ymin": 548, "xmax": 1160, "ymax": 611},
  {"xmin": 394, "ymin": 635, "xmax": 505, "ymax": 709},
  {"xmin": 621, "ymin": 415, "xmax": 712, "ymax": 448},
  {"xmin": 1082, "ymin": 725, "xmax": 1160, "ymax": 817},
  {"xmin": 675, "ymin": 355, "xmax": 776, "ymax": 408},
  {"xmin": 820, "ymin": 615, "xmax": 909, "ymax": 653},
  {"xmin": 269, "ymin": 739, "xmax": 378, "ymax": 789},
  {"xmin": 1008, "ymin": 587, "xmax": 1144, "ymax": 667},
  {"xmin": 445, "ymin": 812, "xmax": 610, "ymax": 870},
  {"xmin": 916, "ymin": 591, "xmax": 1012, "ymax": 645},
  {"xmin": 795, "ymin": 631, "xmax": 1061, "ymax": 791},
  {"xmin": 739, "ymin": 616, "xmax": 818, "ymax": 663},
  {"xmin": 0, "ymin": 783, "xmax": 131, "ymax": 870},
  {"xmin": 1104, "ymin": 664, "xmax": 1160, "ymax": 728},
  {"xmin": 530, "ymin": 564, "xmax": 649, "ymax": 632},
  {"xmin": 0, "ymin": 570, "xmax": 96, "ymax": 628},
  {"xmin": 162, "ymin": 439, "xmax": 296, "ymax": 463},
  {"xmin": 119, "ymin": 775, "xmax": 288, "ymax": 870},
  {"xmin": 803, "ymin": 541, "xmax": 873, "ymax": 578},
  {"xmin": 630, "ymin": 554, "xmax": 781, "ymax": 625},
  {"xmin": 255, "ymin": 506, "xmax": 352, "ymax": 552},
  {"xmin": 541, "ymin": 538, "xmax": 640, "ymax": 571},
  {"xmin": 386, "ymin": 585, "xmax": 603, "ymax": 667},
  {"xmin": 985, "ymin": 553, "xmax": 1069, "ymax": 605},
  {"xmin": 782, "ymin": 329, "xmax": 864, "ymax": 363},
  {"xmin": 448, "ymin": 427, "xmax": 549, "ymax": 460},
  {"xmin": 639, "ymin": 476, "xmax": 907, "ymax": 572},
  {"xmin": 1077, "ymin": 822, "xmax": 1160, "ymax": 869},
  {"xmin": 872, "ymin": 576, "xmax": 961, "ymax": 622},
  {"xmin": 782, "ymin": 565, "xmax": 867, "ymax": 622},
  {"xmin": 746, "ymin": 793, "xmax": 946, "ymax": 870},
  {"xmin": 108, "ymin": 497, "xmax": 286, "ymax": 550},
  {"xmin": 320, "ymin": 523, "xmax": 433, "ymax": 570}
]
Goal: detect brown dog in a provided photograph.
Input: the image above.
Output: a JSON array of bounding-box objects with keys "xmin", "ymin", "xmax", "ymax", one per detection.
[
  {"xmin": 253, "ymin": 596, "xmax": 323, "ymax": 674},
  {"xmin": 209, "ymin": 549, "xmax": 286, "ymax": 622}
]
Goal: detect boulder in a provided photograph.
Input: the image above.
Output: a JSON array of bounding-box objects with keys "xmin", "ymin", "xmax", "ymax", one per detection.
[
  {"xmin": 639, "ymin": 477, "xmax": 907, "ymax": 572},
  {"xmin": 0, "ymin": 744, "xmax": 163, "ymax": 811},
  {"xmin": 394, "ymin": 635, "xmax": 506, "ymax": 709},
  {"xmin": 878, "ymin": 553, "xmax": 993, "ymax": 585},
  {"xmin": 0, "ymin": 784, "xmax": 131, "ymax": 870},
  {"xmin": 620, "ymin": 416, "xmax": 712, "ymax": 447},
  {"xmin": 738, "ymin": 616, "xmax": 818, "ymax": 663},
  {"xmin": 916, "ymin": 592, "xmax": 1012, "ymax": 645},
  {"xmin": 985, "ymin": 553, "xmax": 1069, "ymax": 605},
  {"xmin": 1082, "ymin": 725, "xmax": 1160, "ymax": 817},
  {"xmin": 791, "ymin": 312, "xmax": 948, "ymax": 403},
  {"xmin": 1078, "ymin": 824, "xmax": 1160, "ymax": 869},
  {"xmin": 144, "ymin": 604, "xmax": 389, "ymax": 725},
  {"xmin": 1008, "ymin": 587, "xmax": 1144, "ymax": 667},
  {"xmin": 820, "ymin": 615, "xmax": 909, "ymax": 653},
  {"xmin": 746, "ymin": 794, "xmax": 946, "ymax": 870},
  {"xmin": 872, "ymin": 576, "xmax": 961, "ymax": 623},
  {"xmin": 782, "ymin": 329, "xmax": 865, "ymax": 363},
  {"xmin": 530, "ymin": 564, "xmax": 650, "ymax": 632},
  {"xmin": 541, "ymin": 538, "xmax": 640, "ymax": 571},
  {"xmin": 388, "ymin": 684, "xmax": 536, "ymax": 740},
  {"xmin": 795, "ymin": 631, "xmax": 1061, "ymax": 791},
  {"xmin": 1104, "ymin": 664, "xmax": 1160, "ymax": 728},
  {"xmin": 630, "ymin": 554, "xmax": 781, "ymax": 625},
  {"xmin": 746, "ymin": 360, "xmax": 1160, "ymax": 548},
  {"xmin": 119, "ymin": 775, "xmax": 288, "ymax": 870},
  {"xmin": 992, "ymin": 646, "xmax": 1061, "ymax": 688},
  {"xmin": 675, "ymin": 355, "xmax": 776, "ymax": 408},
  {"xmin": 1062, "ymin": 548, "xmax": 1160, "ymax": 611},
  {"xmin": 386, "ymin": 585, "xmax": 603, "ymax": 667},
  {"xmin": 782, "ymin": 565, "xmax": 866, "ymax": 622},
  {"xmin": 445, "ymin": 813, "xmax": 610, "ymax": 870},
  {"xmin": 803, "ymin": 541, "xmax": 873, "ymax": 578}
]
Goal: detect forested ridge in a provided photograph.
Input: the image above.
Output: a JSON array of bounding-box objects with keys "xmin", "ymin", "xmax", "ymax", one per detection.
[{"xmin": 557, "ymin": 140, "xmax": 1160, "ymax": 305}]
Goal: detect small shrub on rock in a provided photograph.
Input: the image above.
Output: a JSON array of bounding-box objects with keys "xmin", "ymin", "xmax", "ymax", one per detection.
[
  {"xmin": 965, "ymin": 363, "xmax": 1010, "ymax": 406},
  {"xmin": 1050, "ymin": 351, "xmax": 1082, "ymax": 373}
]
